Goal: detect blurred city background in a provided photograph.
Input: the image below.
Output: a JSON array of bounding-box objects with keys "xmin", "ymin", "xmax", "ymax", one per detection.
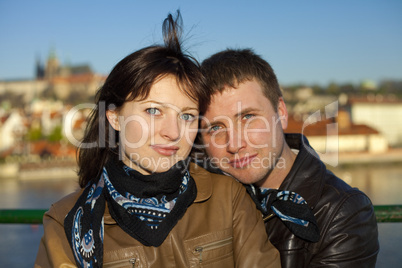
[{"xmin": 0, "ymin": 1, "xmax": 401, "ymax": 267}]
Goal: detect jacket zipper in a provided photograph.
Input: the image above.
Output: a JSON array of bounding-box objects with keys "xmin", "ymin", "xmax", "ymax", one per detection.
[
  {"xmin": 103, "ymin": 257, "xmax": 138, "ymax": 268},
  {"xmin": 193, "ymin": 236, "xmax": 233, "ymax": 264},
  {"xmin": 130, "ymin": 258, "xmax": 137, "ymax": 268},
  {"xmin": 263, "ymin": 213, "xmax": 275, "ymax": 222}
]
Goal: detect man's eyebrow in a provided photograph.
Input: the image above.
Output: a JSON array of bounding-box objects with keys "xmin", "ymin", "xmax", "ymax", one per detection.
[
  {"xmin": 200, "ymin": 118, "xmax": 213, "ymax": 129},
  {"xmin": 200, "ymin": 107, "xmax": 259, "ymax": 129}
]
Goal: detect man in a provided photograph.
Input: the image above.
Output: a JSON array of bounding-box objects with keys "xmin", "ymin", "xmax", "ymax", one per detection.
[{"xmin": 198, "ymin": 48, "xmax": 379, "ymax": 267}]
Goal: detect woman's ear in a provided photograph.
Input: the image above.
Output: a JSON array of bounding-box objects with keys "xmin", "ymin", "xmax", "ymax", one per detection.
[{"xmin": 106, "ymin": 110, "xmax": 120, "ymax": 131}]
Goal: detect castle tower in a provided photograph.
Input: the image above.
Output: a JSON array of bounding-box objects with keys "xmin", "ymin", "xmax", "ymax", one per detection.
[
  {"xmin": 45, "ymin": 48, "xmax": 60, "ymax": 80},
  {"xmin": 35, "ymin": 55, "xmax": 45, "ymax": 80}
]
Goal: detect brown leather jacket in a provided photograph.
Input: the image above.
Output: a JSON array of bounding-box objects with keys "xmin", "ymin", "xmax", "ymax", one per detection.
[
  {"xmin": 35, "ymin": 163, "xmax": 281, "ymax": 268},
  {"xmin": 266, "ymin": 134, "xmax": 379, "ymax": 267}
]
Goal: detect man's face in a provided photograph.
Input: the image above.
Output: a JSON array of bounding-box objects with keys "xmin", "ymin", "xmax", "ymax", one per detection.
[{"xmin": 200, "ymin": 79, "xmax": 288, "ymax": 186}]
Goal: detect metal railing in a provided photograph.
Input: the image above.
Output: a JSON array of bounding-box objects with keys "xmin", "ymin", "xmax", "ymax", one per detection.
[
  {"xmin": 373, "ymin": 205, "xmax": 402, "ymax": 222},
  {"xmin": 0, "ymin": 205, "xmax": 401, "ymax": 224},
  {"xmin": 0, "ymin": 209, "xmax": 47, "ymax": 224}
]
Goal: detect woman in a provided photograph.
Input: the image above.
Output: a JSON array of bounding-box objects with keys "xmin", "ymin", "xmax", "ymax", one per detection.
[{"xmin": 35, "ymin": 11, "xmax": 280, "ymax": 268}]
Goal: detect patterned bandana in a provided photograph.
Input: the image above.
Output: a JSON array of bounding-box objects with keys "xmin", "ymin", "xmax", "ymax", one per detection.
[
  {"xmin": 64, "ymin": 158, "xmax": 197, "ymax": 267},
  {"xmin": 245, "ymin": 185, "xmax": 320, "ymax": 243}
]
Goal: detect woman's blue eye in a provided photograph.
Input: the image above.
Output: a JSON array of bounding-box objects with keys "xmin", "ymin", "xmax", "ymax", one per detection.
[
  {"xmin": 146, "ymin": 108, "xmax": 160, "ymax": 115},
  {"xmin": 180, "ymin": 113, "xmax": 195, "ymax": 121}
]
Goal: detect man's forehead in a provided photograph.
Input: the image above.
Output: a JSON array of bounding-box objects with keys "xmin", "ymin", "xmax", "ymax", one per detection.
[
  {"xmin": 207, "ymin": 84, "xmax": 262, "ymax": 113},
  {"xmin": 209, "ymin": 87, "xmax": 241, "ymax": 106}
]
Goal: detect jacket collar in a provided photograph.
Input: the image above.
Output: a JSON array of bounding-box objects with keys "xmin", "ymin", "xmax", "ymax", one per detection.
[
  {"xmin": 104, "ymin": 162, "xmax": 212, "ymax": 224},
  {"xmin": 280, "ymin": 133, "xmax": 327, "ymax": 209},
  {"xmin": 189, "ymin": 162, "xmax": 213, "ymax": 202}
]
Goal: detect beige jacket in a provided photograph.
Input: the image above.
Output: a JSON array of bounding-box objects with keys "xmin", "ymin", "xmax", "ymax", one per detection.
[{"xmin": 35, "ymin": 163, "xmax": 280, "ymax": 268}]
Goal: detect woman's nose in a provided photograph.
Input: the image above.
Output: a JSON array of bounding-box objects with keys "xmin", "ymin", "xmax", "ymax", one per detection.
[{"xmin": 160, "ymin": 114, "xmax": 181, "ymax": 141}]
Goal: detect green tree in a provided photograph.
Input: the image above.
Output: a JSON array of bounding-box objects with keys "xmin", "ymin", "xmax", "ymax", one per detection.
[
  {"xmin": 27, "ymin": 126, "xmax": 43, "ymax": 141},
  {"xmin": 327, "ymin": 82, "xmax": 340, "ymax": 95},
  {"xmin": 48, "ymin": 125, "xmax": 64, "ymax": 142}
]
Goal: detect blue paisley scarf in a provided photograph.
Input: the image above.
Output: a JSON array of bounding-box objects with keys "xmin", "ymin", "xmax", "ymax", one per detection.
[
  {"xmin": 245, "ymin": 185, "xmax": 320, "ymax": 242},
  {"xmin": 64, "ymin": 158, "xmax": 197, "ymax": 267}
]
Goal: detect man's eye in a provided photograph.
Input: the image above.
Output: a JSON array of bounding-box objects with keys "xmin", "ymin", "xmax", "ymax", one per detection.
[
  {"xmin": 242, "ymin": 114, "xmax": 255, "ymax": 120},
  {"xmin": 209, "ymin": 125, "xmax": 222, "ymax": 133},
  {"xmin": 146, "ymin": 108, "xmax": 161, "ymax": 115},
  {"xmin": 180, "ymin": 113, "xmax": 196, "ymax": 121}
]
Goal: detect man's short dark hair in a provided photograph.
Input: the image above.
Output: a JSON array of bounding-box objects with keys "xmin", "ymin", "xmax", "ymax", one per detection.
[{"xmin": 201, "ymin": 48, "xmax": 282, "ymax": 110}]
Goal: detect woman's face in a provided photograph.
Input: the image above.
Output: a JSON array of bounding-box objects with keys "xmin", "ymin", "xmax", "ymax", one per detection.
[{"xmin": 107, "ymin": 75, "xmax": 199, "ymax": 174}]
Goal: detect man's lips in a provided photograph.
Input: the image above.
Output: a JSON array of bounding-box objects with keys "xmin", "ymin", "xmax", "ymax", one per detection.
[
  {"xmin": 151, "ymin": 145, "xmax": 179, "ymax": 156},
  {"xmin": 229, "ymin": 154, "xmax": 257, "ymax": 168}
]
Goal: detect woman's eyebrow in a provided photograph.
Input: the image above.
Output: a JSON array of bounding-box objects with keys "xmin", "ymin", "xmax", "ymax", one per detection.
[
  {"xmin": 139, "ymin": 100, "xmax": 198, "ymax": 112},
  {"xmin": 138, "ymin": 100, "xmax": 164, "ymax": 105}
]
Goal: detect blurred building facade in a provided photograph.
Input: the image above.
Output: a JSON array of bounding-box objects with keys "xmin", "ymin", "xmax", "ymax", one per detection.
[
  {"xmin": 347, "ymin": 96, "xmax": 402, "ymax": 147},
  {"xmin": 0, "ymin": 50, "xmax": 105, "ymax": 164},
  {"xmin": 1, "ymin": 55, "xmax": 401, "ymax": 172},
  {"xmin": 0, "ymin": 49, "xmax": 106, "ymax": 103}
]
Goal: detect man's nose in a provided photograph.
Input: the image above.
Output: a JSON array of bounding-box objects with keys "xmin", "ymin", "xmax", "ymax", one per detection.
[
  {"xmin": 226, "ymin": 127, "xmax": 246, "ymax": 154},
  {"xmin": 160, "ymin": 115, "xmax": 181, "ymax": 141}
]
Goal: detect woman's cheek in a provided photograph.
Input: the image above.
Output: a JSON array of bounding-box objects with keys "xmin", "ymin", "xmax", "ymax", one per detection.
[{"xmin": 122, "ymin": 120, "xmax": 150, "ymax": 147}]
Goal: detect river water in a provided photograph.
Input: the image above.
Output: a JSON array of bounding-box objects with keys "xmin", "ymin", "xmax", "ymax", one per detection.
[{"xmin": 0, "ymin": 164, "xmax": 401, "ymax": 267}]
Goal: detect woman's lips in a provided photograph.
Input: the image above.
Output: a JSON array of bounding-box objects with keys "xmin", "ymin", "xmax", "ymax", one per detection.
[
  {"xmin": 151, "ymin": 145, "xmax": 179, "ymax": 156},
  {"xmin": 229, "ymin": 154, "xmax": 257, "ymax": 168}
]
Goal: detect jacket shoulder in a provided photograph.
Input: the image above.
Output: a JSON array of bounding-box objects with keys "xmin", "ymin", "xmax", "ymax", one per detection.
[
  {"xmin": 309, "ymin": 170, "xmax": 379, "ymax": 266},
  {"xmin": 323, "ymin": 169, "xmax": 372, "ymax": 204},
  {"xmin": 323, "ymin": 170, "xmax": 375, "ymax": 218},
  {"xmin": 45, "ymin": 188, "xmax": 83, "ymax": 224}
]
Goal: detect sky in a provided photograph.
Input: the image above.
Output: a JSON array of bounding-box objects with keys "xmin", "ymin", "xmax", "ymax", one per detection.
[{"xmin": 0, "ymin": 0, "xmax": 401, "ymax": 86}]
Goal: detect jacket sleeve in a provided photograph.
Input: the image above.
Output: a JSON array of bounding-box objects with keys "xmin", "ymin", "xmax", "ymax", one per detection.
[
  {"xmin": 311, "ymin": 192, "xmax": 379, "ymax": 268},
  {"xmin": 231, "ymin": 180, "xmax": 282, "ymax": 268},
  {"xmin": 34, "ymin": 205, "xmax": 76, "ymax": 268}
]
